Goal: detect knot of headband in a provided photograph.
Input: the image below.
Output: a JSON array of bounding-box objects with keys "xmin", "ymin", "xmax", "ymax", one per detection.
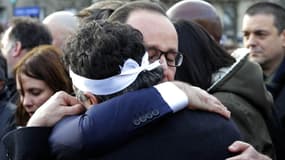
[{"xmin": 69, "ymin": 52, "xmax": 161, "ymax": 95}]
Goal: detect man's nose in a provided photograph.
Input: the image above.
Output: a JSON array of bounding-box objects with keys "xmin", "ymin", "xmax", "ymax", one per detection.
[
  {"xmin": 244, "ymin": 34, "xmax": 257, "ymax": 48},
  {"xmin": 159, "ymin": 54, "xmax": 168, "ymax": 70}
]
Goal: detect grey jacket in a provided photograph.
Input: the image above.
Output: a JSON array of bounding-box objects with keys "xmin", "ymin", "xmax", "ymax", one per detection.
[{"xmin": 208, "ymin": 52, "xmax": 274, "ymax": 158}]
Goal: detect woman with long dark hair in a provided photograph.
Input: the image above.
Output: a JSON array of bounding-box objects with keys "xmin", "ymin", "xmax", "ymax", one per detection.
[
  {"xmin": 14, "ymin": 45, "xmax": 73, "ymax": 126},
  {"xmin": 174, "ymin": 20, "xmax": 274, "ymax": 158}
]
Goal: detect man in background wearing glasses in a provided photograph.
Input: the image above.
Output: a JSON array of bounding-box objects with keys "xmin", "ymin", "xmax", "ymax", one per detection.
[
  {"xmin": 46, "ymin": 1, "xmax": 239, "ymax": 159},
  {"xmin": 109, "ymin": 2, "xmax": 182, "ymax": 83}
]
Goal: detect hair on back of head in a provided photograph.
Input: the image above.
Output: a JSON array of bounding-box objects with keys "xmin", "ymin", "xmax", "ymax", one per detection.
[{"xmin": 108, "ymin": 1, "xmax": 167, "ymax": 23}]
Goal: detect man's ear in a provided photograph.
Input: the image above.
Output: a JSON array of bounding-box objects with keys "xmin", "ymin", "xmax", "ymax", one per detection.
[
  {"xmin": 12, "ymin": 41, "xmax": 22, "ymax": 57},
  {"xmin": 84, "ymin": 92, "xmax": 99, "ymax": 105}
]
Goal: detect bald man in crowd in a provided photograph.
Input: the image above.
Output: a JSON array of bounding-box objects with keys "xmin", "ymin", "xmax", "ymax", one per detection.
[
  {"xmin": 43, "ymin": 11, "xmax": 79, "ymax": 49},
  {"xmin": 167, "ymin": 0, "xmax": 222, "ymax": 42}
]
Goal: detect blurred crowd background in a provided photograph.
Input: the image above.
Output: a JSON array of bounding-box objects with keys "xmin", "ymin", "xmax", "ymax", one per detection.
[{"xmin": 0, "ymin": 0, "xmax": 284, "ymax": 58}]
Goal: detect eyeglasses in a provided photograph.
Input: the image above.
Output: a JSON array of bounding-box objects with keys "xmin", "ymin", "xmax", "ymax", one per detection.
[{"xmin": 146, "ymin": 47, "xmax": 183, "ymax": 67}]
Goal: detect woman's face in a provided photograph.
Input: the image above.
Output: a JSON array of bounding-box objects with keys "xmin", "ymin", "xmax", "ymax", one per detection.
[{"xmin": 17, "ymin": 73, "xmax": 54, "ymax": 117}]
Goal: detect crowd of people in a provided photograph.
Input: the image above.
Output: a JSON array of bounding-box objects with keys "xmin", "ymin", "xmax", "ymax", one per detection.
[{"xmin": 0, "ymin": 0, "xmax": 284, "ymax": 160}]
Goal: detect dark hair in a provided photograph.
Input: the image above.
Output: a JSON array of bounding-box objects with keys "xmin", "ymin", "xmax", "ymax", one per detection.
[
  {"xmin": 174, "ymin": 20, "xmax": 235, "ymax": 90},
  {"xmin": 109, "ymin": 1, "xmax": 166, "ymax": 23},
  {"xmin": 14, "ymin": 45, "xmax": 73, "ymax": 125},
  {"xmin": 245, "ymin": 2, "xmax": 285, "ymax": 33},
  {"xmin": 77, "ymin": 0, "xmax": 127, "ymax": 22},
  {"xmin": 64, "ymin": 20, "xmax": 162, "ymax": 102},
  {"xmin": 9, "ymin": 17, "xmax": 52, "ymax": 50},
  {"xmin": 0, "ymin": 54, "xmax": 7, "ymax": 81},
  {"xmin": 0, "ymin": 23, "xmax": 4, "ymax": 33}
]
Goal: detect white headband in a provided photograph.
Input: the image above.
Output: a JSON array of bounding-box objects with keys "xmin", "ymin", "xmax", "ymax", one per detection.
[{"xmin": 69, "ymin": 53, "xmax": 161, "ymax": 95}]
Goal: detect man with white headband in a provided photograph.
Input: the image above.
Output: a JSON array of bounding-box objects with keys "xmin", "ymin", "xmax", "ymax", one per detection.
[
  {"xmin": 1, "ymin": 4, "xmax": 235, "ymax": 160},
  {"xmin": 2, "ymin": 18, "xmax": 231, "ymax": 160},
  {"xmin": 43, "ymin": 20, "xmax": 240, "ymax": 159}
]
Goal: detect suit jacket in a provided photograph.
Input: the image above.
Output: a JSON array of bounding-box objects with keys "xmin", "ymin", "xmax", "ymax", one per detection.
[
  {"xmin": 2, "ymin": 87, "xmax": 173, "ymax": 160},
  {"xmin": 52, "ymin": 111, "xmax": 241, "ymax": 160},
  {"xmin": 88, "ymin": 110, "xmax": 241, "ymax": 160},
  {"xmin": 50, "ymin": 90, "xmax": 241, "ymax": 160}
]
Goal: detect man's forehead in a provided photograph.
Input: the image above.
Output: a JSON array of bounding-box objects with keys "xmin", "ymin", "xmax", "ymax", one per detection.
[
  {"xmin": 126, "ymin": 10, "xmax": 165, "ymax": 32},
  {"xmin": 243, "ymin": 14, "xmax": 276, "ymax": 30},
  {"xmin": 243, "ymin": 14, "xmax": 275, "ymax": 27},
  {"xmin": 126, "ymin": 10, "xmax": 178, "ymax": 51}
]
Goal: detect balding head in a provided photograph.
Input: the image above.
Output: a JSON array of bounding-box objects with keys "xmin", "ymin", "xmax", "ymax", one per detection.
[
  {"xmin": 43, "ymin": 11, "xmax": 78, "ymax": 49},
  {"xmin": 110, "ymin": 1, "xmax": 178, "ymax": 82},
  {"xmin": 167, "ymin": 0, "xmax": 222, "ymax": 42}
]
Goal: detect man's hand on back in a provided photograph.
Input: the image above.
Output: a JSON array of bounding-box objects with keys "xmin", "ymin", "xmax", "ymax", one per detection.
[
  {"xmin": 172, "ymin": 81, "xmax": 231, "ymax": 119},
  {"xmin": 226, "ymin": 141, "xmax": 271, "ymax": 160}
]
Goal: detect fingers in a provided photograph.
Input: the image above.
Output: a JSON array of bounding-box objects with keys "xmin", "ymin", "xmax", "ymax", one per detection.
[
  {"xmin": 226, "ymin": 141, "xmax": 271, "ymax": 160},
  {"xmin": 199, "ymin": 91, "xmax": 231, "ymax": 119},
  {"xmin": 226, "ymin": 155, "xmax": 244, "ymax": 160},
  {"xmin": 225, "ymin": 141, "xmax": 251, "ymax": 160},
  {"xmin": 61, "ymin": 104, "xmax": 86, "ymax": 116},
  {"xmin": 228, "ymin": 141, "xmax": 250, "ymax": 153},
  {"xmin": 209, "ymin": 96, "xmax": 231, "ymax": 119},
  {"xmin": 27, "ymin": 91, "xmax": 85, "ymax": 127},
  {"xmin": 171, "ymin": 81, "xmax": 230, "ymax": 118},
  {"xmin": 58, "ymin": 91, "xmax": 82, "ymax": 105},
  {"xmin": 210, "ymin": 103, "xmax": 231, "ymax": 119}
]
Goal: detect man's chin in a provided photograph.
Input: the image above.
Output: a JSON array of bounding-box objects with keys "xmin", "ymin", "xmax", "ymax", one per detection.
[{"xmin": 249, "ymin": 55, "xmax": 263, "ymax": 63}]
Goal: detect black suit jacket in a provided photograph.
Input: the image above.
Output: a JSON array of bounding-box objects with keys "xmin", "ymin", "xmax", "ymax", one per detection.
[
  {"xmin": 49, "ymin": 87, "xmax": 241, "ymax": 160},
  {"xmin": 93, "ymin": 110, "xmax": 241, "ymax": 160}
]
